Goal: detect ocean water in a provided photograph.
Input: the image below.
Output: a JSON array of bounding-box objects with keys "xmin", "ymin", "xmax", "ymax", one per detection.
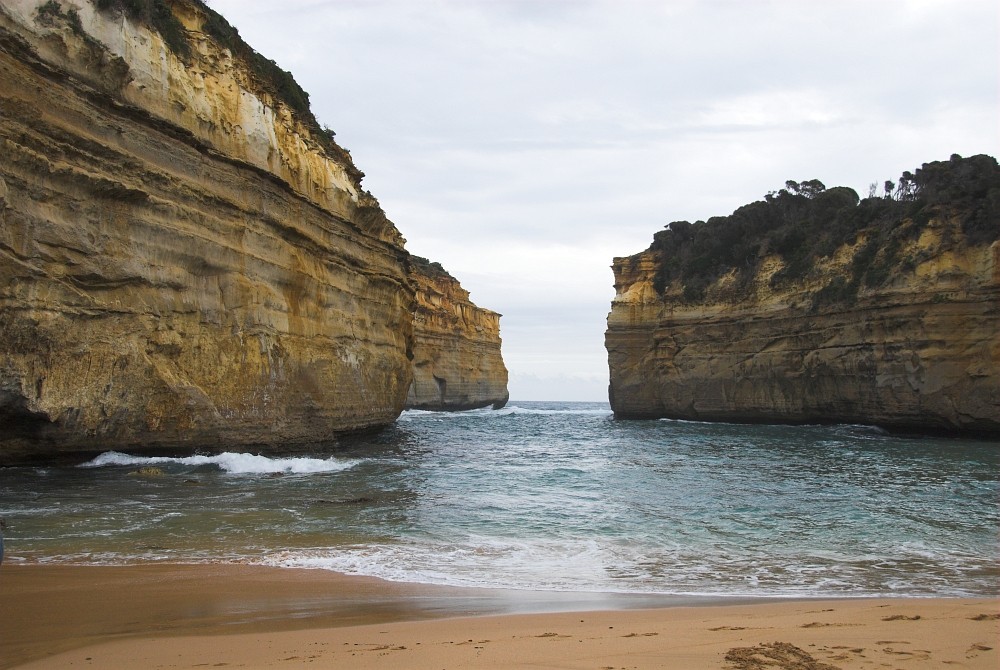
[{"xmin": 1, "ymin": 401, "xmax": 997, "ymax": 598}]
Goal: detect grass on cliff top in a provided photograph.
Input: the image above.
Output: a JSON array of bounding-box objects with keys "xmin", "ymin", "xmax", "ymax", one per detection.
[
  {"xmin": 95, "ymin": 0, "xmax": 189, "ymax": 57},
  {"xmin": 647, "ymin": 153, "xmax": 1000, "ymax": 305},
  {"xmin": 93, "ymin": 0, "xmax": 363, "ymax": 184},
  {"xmin": 409, "ymin": 255, "xmax": 455, "ymax": 280}
]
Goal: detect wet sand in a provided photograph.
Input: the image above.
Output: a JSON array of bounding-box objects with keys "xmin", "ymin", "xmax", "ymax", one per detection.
[
  {"xmin": 0, "ymin": 563, "xmax": 749, "ymax": 667},
  {"xmin": 1, "ymin": 563, "xmax": 996, "ymax": 669}
]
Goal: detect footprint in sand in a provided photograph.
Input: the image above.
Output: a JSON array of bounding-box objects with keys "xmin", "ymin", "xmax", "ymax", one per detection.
[
  {"xmin": 801, "ymin": 621, "xmax": 859, "ymax": 628},
  {"xmin": 965, "ymin": 643, "xmax": 993, "ymax": 658},
  {"xmin": 725, "ymin": 641, "xmax": 840, "ymax": 670},
  {"xmin": 881, "ymin": 646, "xmax": 931, "ymax": 660},
  {"xmin": 881, "ymin": 614, "xmax": 922, "ymax": 621},
  {"xmin": 822, "ymin": 645, "xmax": 866, "ymax": 661}
]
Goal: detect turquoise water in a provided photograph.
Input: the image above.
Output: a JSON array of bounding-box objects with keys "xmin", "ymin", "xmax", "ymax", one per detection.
[{"xmin": 1, "ymin": 401, "xmax": 997, "ymax": 597}]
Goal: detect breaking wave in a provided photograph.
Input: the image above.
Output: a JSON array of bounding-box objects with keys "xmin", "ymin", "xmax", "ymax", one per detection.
[{"xmin": 79, "ymin": 451, "xmax": 361, "ymax": 475}]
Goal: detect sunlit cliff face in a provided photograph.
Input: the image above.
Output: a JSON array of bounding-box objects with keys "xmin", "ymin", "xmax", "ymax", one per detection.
[{"xmin": 0, "ymin": 0, "xmax": 505, "ymax": 463}]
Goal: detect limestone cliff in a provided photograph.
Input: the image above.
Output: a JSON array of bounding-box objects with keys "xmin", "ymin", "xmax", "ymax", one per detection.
[
  {"xmin": 406, "ymin": 257, "xmax": 508, "ymax": 411},
  {"xmin": 606, "ymin": 155, "xmax": 1000, "ymax": 436},
  {"xmin": 0, "ymin": 0, "xmax": 506, "ymax": 465}
]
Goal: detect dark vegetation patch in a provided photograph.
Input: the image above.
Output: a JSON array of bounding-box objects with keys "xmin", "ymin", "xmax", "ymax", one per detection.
[
  {"xmin": 36, "ymin": 1, "xmax": 90, "ymax": 41},
  {"xmin": 92, "ymin": 0, "xmax": 362, "ymax": 182},
  {"xmin": 409, "ymin": 255, "xmax": 454, "ymax": 280},
  {"xmin": 198, "ymin": 6, "xmax": 310, "ymax": 116},
  {"xmin": 37, "ymin": 1, "xmax": 67, "ymax": 26},
  {"xmin": 96, "ymin": 0, "xmax": 190, "ymax": 58},
  {"xmin": 650, "ymin": 154, "xmax": 1000, "ymax": 305}
]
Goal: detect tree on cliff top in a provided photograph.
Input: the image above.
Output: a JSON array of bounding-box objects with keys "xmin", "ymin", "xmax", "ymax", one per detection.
[{"xmin": 650, "ymin": 154, "xmax": 1000, "ymax": 303}]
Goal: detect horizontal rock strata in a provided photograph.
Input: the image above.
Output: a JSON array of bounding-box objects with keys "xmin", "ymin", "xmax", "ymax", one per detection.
[
  {"xmin": 406, "ymin": 258, "xmax": 508, "ymax": 411},
  {"xmin": 607, "ymin": 158, "xmax": 999, "ymax": 436},
  {"xmin": 0, "ymin": 0, "xmax": 507, "ymax": 464}
]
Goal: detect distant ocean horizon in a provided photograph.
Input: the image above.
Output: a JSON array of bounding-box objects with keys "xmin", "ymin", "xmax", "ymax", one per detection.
[{"xmin": 1, "ymin": 401, "xmax": 997, "ymax": 599}]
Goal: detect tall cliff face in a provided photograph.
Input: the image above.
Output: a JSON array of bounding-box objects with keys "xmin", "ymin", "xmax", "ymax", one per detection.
[
  {"xmin": 0, "ymin": 0, "xmax": 506, "ymax": 465},
  {"xmin": 606, "ymin": 156, "xmax": 1000, "ymax": 436},
  {"xmin": 406, "ymin": 257, "xmax": 509, "ymax": 411}
]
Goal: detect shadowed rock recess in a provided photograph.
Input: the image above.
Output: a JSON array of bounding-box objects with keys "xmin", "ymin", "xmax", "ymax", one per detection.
[
  {"xmin": 606, "ymin": 155, "xmax": 999, "ymax": 436},
  {"xmin": 0, "ymin": 0, "xmax": 507, "ymax": 465}
]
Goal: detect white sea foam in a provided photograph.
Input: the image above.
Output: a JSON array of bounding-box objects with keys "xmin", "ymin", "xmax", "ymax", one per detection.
[
  {"xmin": 268, "ymin": 540, "xmax": 796, "ymax": 596},
  {"xmin": 257, "ymin": 535, "xmax": 997, "ymax": 598},
  {"xmin": 263, "ymin": 537, "xmax": 616, "ymax": 592},
  {"xmin": 495, "ymin": 405, "xmax": 612, "ymax": 417},
  {"xmin": 79, "ymin": 451, "xmax": 361, "ymax": 475},
  {"xmin": 400, "ymin": 405, "xmax": 612, "ymax": 421}
]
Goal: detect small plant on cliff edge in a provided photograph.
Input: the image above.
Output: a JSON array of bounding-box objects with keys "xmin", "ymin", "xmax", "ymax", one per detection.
[
  {"xmin": 36, "ymin": 0, "xmax": 62, "ymax": 21},
  {"xmin": 198, "ymin": 6, "xmax": 311, "ymax": 116},
  {"xmin": 64, "ymin": 7, "xmax": 84, "ymax": 34},
  {"xmin": 190, "ymin": 0, "xmax": 361, "ymax": 183},
  {"xmin": 35, "ymin": 1, "xmax": 88, "ymax": 40},
  {"xmin": 95, "ymin": 0, "xmax": 190, "ymax": 58},
  {"xmin": 409, "ymin": 255, "xmax": 453, "ymax": 279}
]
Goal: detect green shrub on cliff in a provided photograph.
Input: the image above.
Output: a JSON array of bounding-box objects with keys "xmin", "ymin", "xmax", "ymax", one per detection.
[
  {"xmin": 198, "ymin": 8, "xmax": 311, "ymax": 117},
  {"xmin": 92, "ymin": 0, "xmax": 363, "ymax": 184},
  {"xmin": 95, "ymin": 0, "xmax": 190, "ymax": 58},
  {"xmin": 651, "ymin": 154, "xmax": 1000, "ymax": 304},
  {"xmin": 36, "ymin": 1, "xmax": 88, "ymax": 39},
  {"xmin": 37, "ymin": 1, "xmax": 63, "ymax": 21},
  {"xmin": 913, "ymin": 153, "xmax": 1000, "ymax": 245},
  {"xmin": 93, "ymin": 1, "xmax": 308, "ymax": 117},
  {"xmin": 408, "ymin": 255, "xmax": 454, "ymax": 279},
  {"xmin": 193, "ymin": 2, "xmax": 361, "ymax": 182}
]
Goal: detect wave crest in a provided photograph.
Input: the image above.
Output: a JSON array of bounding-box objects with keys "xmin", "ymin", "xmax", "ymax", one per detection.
[{"xmin": 78, "ymin": 451, "xmax": 360, "ymax": 475}]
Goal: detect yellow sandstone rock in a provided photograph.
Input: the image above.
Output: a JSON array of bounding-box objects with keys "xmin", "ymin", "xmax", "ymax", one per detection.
[
  {"xmin": 406, "ymin": 258, "xmax": 508, "ymax": 411},
  {"xmin": 606, "ymin": 190, "xmax": 999, "ymax": 435},
  {"xmin": 0, "ymin": 0, "xmax": 507, "ymax": 464}
]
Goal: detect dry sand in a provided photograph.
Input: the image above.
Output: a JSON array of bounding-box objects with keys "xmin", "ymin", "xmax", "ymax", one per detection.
[{"xmin": 1, "ymin": 564, "xmax": 996, "ymax": 669}]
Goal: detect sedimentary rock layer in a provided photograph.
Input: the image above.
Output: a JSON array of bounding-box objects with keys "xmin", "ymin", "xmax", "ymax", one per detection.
[
  {"xmin": 607, "ymin": 162, "xmax": 999, "ymax": 435},
  {"xmin": 406, "ymin": 258, "xmax": 508, "ymax": 411},
  {"xmin": 0, "ymin": 0, "xmax": 503, "ymax": 464}
]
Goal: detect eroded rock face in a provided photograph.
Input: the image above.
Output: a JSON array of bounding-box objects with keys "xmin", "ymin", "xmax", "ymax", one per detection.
[
  {"xmin": 406, "ymin": 258, "xmax": 509, "ymax": 411},
  {"xmin": 0, "ymin": 1, "xmax": 506, "ymax": 464},
  {"xmin": 607, "ymin": 175, "xmax": 999, "ymax": 436}
]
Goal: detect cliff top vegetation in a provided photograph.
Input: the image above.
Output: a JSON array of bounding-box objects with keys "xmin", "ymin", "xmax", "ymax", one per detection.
[
  {"xmin": 409, "ymin": 255, "xmax": 455, "ymax": 280},
  {"xmin": 91, "ymin": 0, "xmax": 362, "ymax": 183},
  {"xmin": 648, "ymin": 153, "xmax": 999, "ymax": 304}
]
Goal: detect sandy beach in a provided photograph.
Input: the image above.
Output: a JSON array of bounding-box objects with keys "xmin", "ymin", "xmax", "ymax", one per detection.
[{"xmin": 1, "ymin": 564, "xmax": 996, "ymax": 669}]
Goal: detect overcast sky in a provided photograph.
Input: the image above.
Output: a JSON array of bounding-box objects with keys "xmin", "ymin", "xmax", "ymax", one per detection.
[{"xmin": 209, "ymin": 0, "xmax": 998, "ymax": 402}]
